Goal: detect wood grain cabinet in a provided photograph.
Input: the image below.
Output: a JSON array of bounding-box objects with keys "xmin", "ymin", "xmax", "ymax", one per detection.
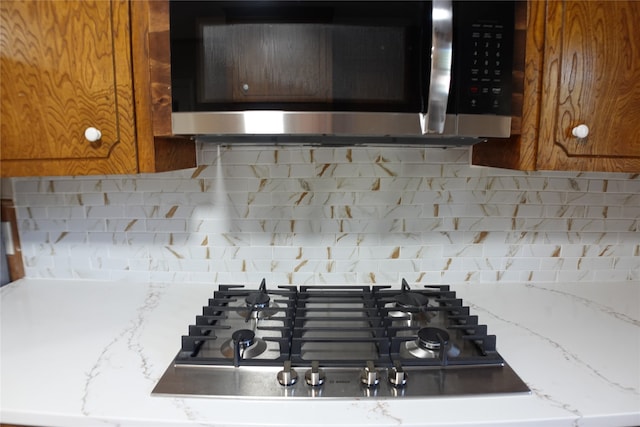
[
  {"xmin": 0, "ymin": 0, "xmax": 195, "ymax": 177},
  {"xmin": 473, "ymin": 0, "xmax": 640, "ymax": 172}
]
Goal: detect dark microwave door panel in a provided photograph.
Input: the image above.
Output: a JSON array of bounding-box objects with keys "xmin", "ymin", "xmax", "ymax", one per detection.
[{"xmin": 169, "ymin": 1, "xmax": 429, "ymax": 113}]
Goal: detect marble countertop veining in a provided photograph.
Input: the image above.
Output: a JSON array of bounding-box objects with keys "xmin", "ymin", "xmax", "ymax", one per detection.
[{"xmin": 1, "ymin": 279, "xmax": 639, "ymax": 427}]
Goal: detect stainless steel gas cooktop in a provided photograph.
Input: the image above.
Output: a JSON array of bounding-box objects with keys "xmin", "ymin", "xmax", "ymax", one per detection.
[{"xmin": 152, "ymin": 279, "xmax": 530, "ymax": 398}]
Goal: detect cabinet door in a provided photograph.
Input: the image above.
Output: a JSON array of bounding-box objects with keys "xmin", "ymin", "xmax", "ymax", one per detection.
[
  {"xmin": 0, "ymin": 0, "xmax": 138, "ymax": 176},
  {"xmin": 537, "ymin": 0, "xmax": 640, "ymax": 171}
]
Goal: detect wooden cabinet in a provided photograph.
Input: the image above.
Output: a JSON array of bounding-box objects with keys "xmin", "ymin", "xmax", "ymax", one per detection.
[
  {"xmin": 0, "ymin": 0, "xmax": 195, "ymax": 177},
  {"xmin": 473, "ymin": 0, "xmax": 640, "ymax": 172}
]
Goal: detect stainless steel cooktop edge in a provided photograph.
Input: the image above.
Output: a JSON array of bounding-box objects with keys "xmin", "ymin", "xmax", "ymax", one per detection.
[{"xmin": 152, "ymin": 361, "xmax": 530, "ymax": 399}]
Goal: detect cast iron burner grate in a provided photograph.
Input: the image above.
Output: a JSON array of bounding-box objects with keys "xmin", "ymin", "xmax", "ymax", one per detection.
[{"xmin": 175, "ymin": 278, "xmax": 504, "ymax": 369}]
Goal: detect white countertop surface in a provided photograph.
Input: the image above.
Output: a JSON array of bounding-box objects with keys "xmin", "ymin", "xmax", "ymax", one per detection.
[{"xmin": 1, "ymin": 279, "xmax": 638, "ymax": 427}]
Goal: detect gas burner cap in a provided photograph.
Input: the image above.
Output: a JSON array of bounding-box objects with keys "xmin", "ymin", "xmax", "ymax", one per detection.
[
  {"xmin": 245, "ymin": 278, "xmax": 271, "ymax": 309},
  {"xmin": 417, "ymin": 327, "xmax": 449, "ymax": 350},
  {"xmin": 221, "ymin": 329, "xmax": 268, "ymax": 360},
  {"xmin": 394, "ymin": 292, "xmax": 428, "ymax": 309},
  {"xmin": 394, "ymin": 279, "xmax": 428, "ymax": 310},
  {"xmin": 245, "ymin": 291, "xmax": 270, "ymax": 309},
  {"xmin": 400, "ymin": 327, "xmax": 458, "ymax": 359},
  {"xmin": 232, "ymin": 329, "xmax": 255, "ymax": 347},
  {"xmin": 237, "ymin": 303, "xmax": 279, "ymax": 320},
  {"xmin": 238, "ymin": 278, "xmax": 279, "ymax": 320}
]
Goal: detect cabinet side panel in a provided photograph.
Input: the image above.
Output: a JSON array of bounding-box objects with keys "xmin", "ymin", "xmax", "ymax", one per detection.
[
  {"xmin": 131, "ymin": 0, "xmax": 195, "ymax": 173},
  {"xmin": 0, "ymin": 199, "xmax": 25, "ymax": 281},
  {"xmin": 131, "ymin": 0, "xmax": 155, "ymax": 171}
]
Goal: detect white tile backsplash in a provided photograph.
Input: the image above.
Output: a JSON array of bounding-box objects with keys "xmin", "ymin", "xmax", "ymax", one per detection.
[{"xmin": 8, "ymin": 145, "xmax": 640, "ymax": 284}]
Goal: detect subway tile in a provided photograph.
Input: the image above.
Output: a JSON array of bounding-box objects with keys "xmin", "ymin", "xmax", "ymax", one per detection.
[
  {"xmin": 12, "ymin": 179, "xmax": 41, "ymax": 193},
  {"xmin": 521, "ymin": 270, "xmax": 557, "ymax": 282},
  {"xmin": 16, "ymin": 206, "xmax": 48, "ymax": 220},
  {"xmin": 358, "ymin": 245, "xmax": 404, "ymax": 260},
  {"xmin": 379, "ymin": 232, "xmax": 421, "ymax": 245},
  {"xmin": 479, "ymin": 270, "xmax": 521, "ymax": 283},
  {"xmin": 145, "ymin": 219, "xmax": 188, "ymax": 232},
  {"xmin": 86, "ymin": 205, "xmax": 125, "ymax": 219},
  {"xmin": 593, "ymin": 269, "xmax": 635, "ymax": 281},
  {"xmin": 442, "ymin": 244, "xmax": 484, "ymax": 257},
  {"xmin": 623, "ymin": 179, "xmax": 640, "ymax": 193},
  {"xmin": 439, "ymin": 269, "xmax": 480, "ymax": 282},
  {"xmin": 66, "ymin": 219, "xmax": 107, "ymax": 232},
  {"xmin": 15, "ymin": 193, "xmax": 66, "ymax": 207},
  {"xmin": 46, "ymin": 206, "xmax": 86, "ymax": 219},
  {"xmin": 65, "ymin": 193, "xmax": 106, "ymax": 206},
  {"xmin": 45, "ymin": 179, "xmax": 84, "ymax": 193},
  {"xmin": 605, "ymin": 192, "xmax": 640, "ymax": 206},
  {"xmin": 612, "ymin": 256, "xmax": 640, "ymax": 270},
  {"xmin": 500, "ymin": 257, "xmax": 541, "ymax": 271}
]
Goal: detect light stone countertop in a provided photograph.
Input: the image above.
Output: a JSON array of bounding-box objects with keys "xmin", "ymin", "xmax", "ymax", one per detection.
[{"xmin": 1, "ymin": 278, "xmax": 638, "ymax": 427}]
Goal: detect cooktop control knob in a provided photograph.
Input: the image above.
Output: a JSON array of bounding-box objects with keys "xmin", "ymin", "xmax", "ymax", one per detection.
[
  {"xmin": 360, "ymin": 361, "xmax": 380, "ymax": 387},
  {"xmin": 388, "ymin": 361, "xmax": 408, "ymax": 387},
  {"xmin": 277, "ymin": 360, "xmax": 298, "ymax": 386},
  {"xmin": 304, "ymin": 361, "xmax": 325, "ymax": 387}
]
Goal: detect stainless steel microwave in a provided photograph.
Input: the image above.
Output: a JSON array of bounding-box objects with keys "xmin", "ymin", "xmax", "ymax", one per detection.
[{"xmin": 169, "ymin": 0, "xmax": 515, "ymax": 144}]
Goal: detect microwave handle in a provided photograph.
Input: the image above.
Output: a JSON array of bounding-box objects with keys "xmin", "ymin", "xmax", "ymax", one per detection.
[{"xmin": 424, "ymin": 0, "xmax": 453, "ymax": 134}]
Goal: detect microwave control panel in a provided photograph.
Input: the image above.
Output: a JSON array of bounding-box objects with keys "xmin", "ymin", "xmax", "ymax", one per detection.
[{"xmin": 451, "ymin": 2, "xmax": 515, "ymax": 116}]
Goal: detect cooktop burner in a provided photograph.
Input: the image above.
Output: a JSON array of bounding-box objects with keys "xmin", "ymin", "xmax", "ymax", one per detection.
[
  {"xmin": 152, "ymin": 279, "xmax": 530, "ymax": 398},
  {"xmin": 393, "ymin": 280, "xmax": 429, "ymax": 310},
  {"xmin": 238, "ymin": 279, "xmax": 281, "ymax": 320}
]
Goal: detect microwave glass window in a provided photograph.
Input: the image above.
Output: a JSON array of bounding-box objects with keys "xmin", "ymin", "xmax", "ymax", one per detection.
[{"xmin": 170, "ymin": 1, "xmax": 428, "ymax": 113}]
